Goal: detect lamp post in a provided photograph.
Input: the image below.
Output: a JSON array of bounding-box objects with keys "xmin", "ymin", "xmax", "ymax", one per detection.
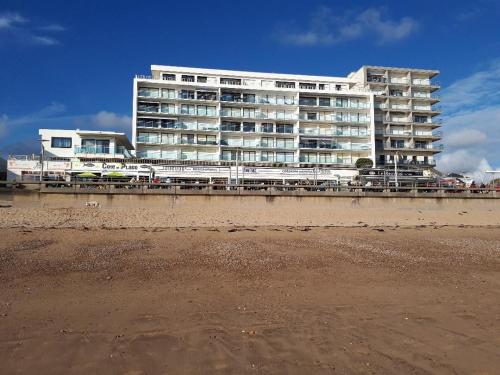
[
  {"xmin": 39, "ymin": 138, "xmax": 49, "ymax": 182},
  {"xmin": 394, "ymin": 151, "xmax": 399, "ymax": 188}
]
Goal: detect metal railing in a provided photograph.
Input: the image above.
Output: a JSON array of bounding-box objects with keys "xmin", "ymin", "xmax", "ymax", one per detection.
[{"xmin": 2, "ymin": 180, "xmax": 498, "ymax": 198}]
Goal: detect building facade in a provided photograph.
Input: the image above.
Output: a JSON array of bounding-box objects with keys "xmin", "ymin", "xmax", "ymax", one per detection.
[{"xmin": 132, "ymin": 65, "xmax": 441, "ymax": 168}]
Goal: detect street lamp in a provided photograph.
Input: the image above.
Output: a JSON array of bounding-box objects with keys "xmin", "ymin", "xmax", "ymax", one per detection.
[
  {"xmin": 394, "ymin": 151, "xmax": 399, "ymax": 188},
  {"xmin": 38, "ymin": 138, "xmax": 49, "ymax": 182}
]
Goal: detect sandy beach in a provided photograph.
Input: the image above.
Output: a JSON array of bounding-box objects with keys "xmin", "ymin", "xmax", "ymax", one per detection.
[{"xmin": 1, "ymin": 225, "xmax": 499, "ymax": 374}]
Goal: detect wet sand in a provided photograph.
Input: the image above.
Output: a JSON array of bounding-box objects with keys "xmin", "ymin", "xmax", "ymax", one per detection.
[{"xmin": 1, "ymin": 226, "xmax": 499, "ymax": 374}]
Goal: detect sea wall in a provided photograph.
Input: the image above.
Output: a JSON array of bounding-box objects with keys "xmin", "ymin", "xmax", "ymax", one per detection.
[{"xmin": 1, "ymin": 191, "xmax": 498, "ymax": 228}]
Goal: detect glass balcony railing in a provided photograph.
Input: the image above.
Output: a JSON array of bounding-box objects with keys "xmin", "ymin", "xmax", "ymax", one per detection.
[{"xmin": 74, "ymin": 146, "xmax": 110, "ymax": 154}]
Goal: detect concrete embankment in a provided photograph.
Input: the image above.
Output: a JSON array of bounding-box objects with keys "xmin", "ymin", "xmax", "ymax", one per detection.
[{"xmin": 1, "ymin": 191, "xmax": 499, "ymax": 228}]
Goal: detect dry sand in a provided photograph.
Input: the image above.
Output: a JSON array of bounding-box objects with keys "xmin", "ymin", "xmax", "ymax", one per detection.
[{"xmin": 1, "ymin": 226, "xmax": 500, "ymax": 374}]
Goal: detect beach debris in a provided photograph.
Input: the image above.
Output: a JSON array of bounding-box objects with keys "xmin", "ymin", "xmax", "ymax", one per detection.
[{"xmin": 85, "ymin": 201, "xmax": 100, "ymax": 208}]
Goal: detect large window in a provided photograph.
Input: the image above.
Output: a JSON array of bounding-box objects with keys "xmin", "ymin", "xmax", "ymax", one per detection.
[
  {"xmin": 261, "ymin": 123, "xmax": 274, "ymax": 133},
  {"xmin": 138, "ymin": 87, "xmax": 159, "ymax": 98},
  {"xmin": 179, "ymin": 90, "xmax": 195, "ymax": 99},
  {"xmin": 51, "ymin": 137, "xmax": 72, "ymax": 148},
  {"xmin": 276, "ymin": 124, "xmax": 294, "ymax": 133},
  {"xmin": 243, "ymin": 122, "xmax": 255, "ymax": 132},
  {"xmin": 261, "ymin": 151, "xmax": 274, "ymax": 162},
  {"xmin": 197, "ymin": 105, "xmax": 216, "ymax": 116},
  {"xmin": 181, "ymin": 104, "xmax": 196, "ymax": 115},
  {"xmin": 276, "ymin": 152, "xmax": 294, "ymax": 162},
  {"xmin": 276, "ymin": 138, "xmax": 295, "ymax": 149},
  {"xmin": 138, "ymin": 102, "xmax": 159, "ymax": 113},
  {"xmin": 82, "ymin": 139, "xmax": 110, "ymax": 153}
]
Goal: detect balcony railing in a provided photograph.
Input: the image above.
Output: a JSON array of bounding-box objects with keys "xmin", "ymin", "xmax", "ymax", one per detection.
[
  {"xmin": 137, "ymin": 121, "xmax": 220, "ymax": 132},
  {"xmin": 74, "ymin": 146, "xmax": 128, "ymax": 156}
]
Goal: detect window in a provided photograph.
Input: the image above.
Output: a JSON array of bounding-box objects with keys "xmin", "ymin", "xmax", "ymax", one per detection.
[
  {"xmin": 197, "ymin": 105, "xmax": 216, "ymax": 116},
  {"xmin": 319, "ymin": 154, "xmax": 331, "ymax": 163},
  {"xmin": 221, "ymin": 121, "xmax": 241, "ymax": 132},
  {"xmin": 336, "ymin": 98, "xmax": 348, "ymax": 108},
  {"xmin": 299, "ymin": 82, "xmax": 316, "ymax": 90},
  {"xmin": 138, "ymin": 102, "xmax": 159, "ymax": 113},
  {"xmin": 335, "ymin": 85, "xmax": 342, "ymax": 91},
  {"xmin": 221, "ymin": 150, "xmax": 235, "ymax": 161},
  {"xmin": 179, "ymin": 90, "xmax": 195, "ymax": 99},
  {"xmin": 181, "ymin": 134, "xmax": 195, "ymax": 144},
  {"xmin": 299, "ymin": 97, "xmax": 317, "ymax": 106},
  {"xmin": 307, "ymin": 112, "xmax": 317, "ymax": 120},
  {"xmin": 243, "ymin": 93, "xmax": 255, "ymax": 103},
  {"xmin": 261, "ymin": 123, "xmax": 274, "ymax": 133},
  {"xmin": 221, "ymin": 107, "xmax": 241, "ymax": 117},
  {"xmin": 51, "ymin": 137, "xmax": 72, "ymax": 148},
  {"xmin": 162, "ymin": 73, "xmax": 175, "ymax": 81},
  {"xmin": 161, "ymin": 119, "xmax": 176, "ymax": 129},
  {"xmin": 319, "ymin": 97, "xmax": 330, "ymax": 107},
  {"xmin": 197, "ymin": 135, "xmax": 216, "ymax": 145},
  {"xmin": 414, "ymin": 115, "xmax": 428, "ymax": 123},
  {"xmin": 261, "ymin": 151, "xmax": 274, "ymax": 162},
  {"xmin": 391, "ymin": 140, "xmax": 405, "ymax": 148},
  {"xmin": 276, "ymin": 138, "xmax": 294, "ymax": 149},
  {"xmin": 161, "ymin": 133, "xmax": 174, "ymax": 144},
  {"xmin": 243, "ymin": 108, "xmax": 255, "ymax": 118},
  {"xmin": 319, "ymin": 84, "xmax": 326, "ymax": 90},
  {"xmin": 220, "ymin": 78, "xmax": 241, "ymax": 85},
  {"xmin": 161, "ymin": 88, "xmax": 175, "ymax": 99},
  {"xmin": 276, "ymin": 152, "xmax": 294, "ymax": 162},
  {"xmin": 138, "ymin": 87, "xmax": 159, "ymax": 98},
  {"xmin": 197, "ymin": 76, "xmax": 207, "ymax": 83},
  {"xmin": 137, "ymin": 118, "xmax": 158, "ymax": 128},
  {"xmin": 276, "ymin": 95, "xmax": 295, "ymax": 105},
  {"xmin": 276, "ymin": 124, "xmax": 294, "ymax": 133},
  {"xmin": 82, "ymin": 139, "xmax": 110, "ymax": 153},
  {"xmin": 197, "ymin": 91, "xmax": 217, "ymax": 100},
  {"xmin": 276, "ymin": 81, "xmax": 295, "ymax": 89},
  {"xmin": 181, "ymin": 75, "xmax": 195, "ymax": 82},
  {"xmin": 221, "ymin": 92, "xmax": 241, "ymax": 102},
  {"xmin": 243, "ymin": 122, "xmax": 255, "ymax": 132},
  {"xmin": 181, "ymin": 104, "xmax": 196, "ymax": 115},
  {"xmin": 161, "ymin": 103, "xmax": 175, "ymax": 114},
  {"xmin": 261, "ymin": 137, "xmax": 274, "ymax": 147},
  {"xmin": 243, "ymin": 151, "xmax": 256, "ymax": 161}
]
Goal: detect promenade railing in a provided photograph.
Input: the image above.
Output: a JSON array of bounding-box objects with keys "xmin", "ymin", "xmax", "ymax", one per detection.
[{"xmin": 1, "ymin": 180, "xmax": 498, "ymax": 198}]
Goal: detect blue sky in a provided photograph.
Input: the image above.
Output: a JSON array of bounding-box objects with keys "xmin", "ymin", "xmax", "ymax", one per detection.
[{"xmin": 0, "ymin": 0, "xmax": 499, "ymax": 175}]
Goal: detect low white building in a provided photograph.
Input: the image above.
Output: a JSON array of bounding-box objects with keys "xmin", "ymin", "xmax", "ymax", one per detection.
[
  {"xmin": 39, "ymin": 129, "xmax": 133, "ymax": 159},
  {"xmin": 7, "ymin": 129, "xmax": 134, "ymax": 181}
]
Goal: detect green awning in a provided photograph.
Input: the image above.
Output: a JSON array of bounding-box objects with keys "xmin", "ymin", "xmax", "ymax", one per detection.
[
  {"xmin": 104, "ymin": 171, "xmax": 126, "ymax": 178},
  {"xmin": 76, "ymin": 172, "xmax": 97, "ymax": 178}
]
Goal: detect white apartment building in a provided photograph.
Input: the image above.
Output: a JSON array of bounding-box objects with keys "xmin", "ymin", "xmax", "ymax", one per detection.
[
  {"xmin": 39, "ymin": 129, "xmax": 134, "ymax": 159},
  {"xmin": 132, "ymin": 65, "xmax": 441, "ymax": 168},
  {"xmin": 349, "ymin": 66, "xmax": 442, "ymax": 167}
]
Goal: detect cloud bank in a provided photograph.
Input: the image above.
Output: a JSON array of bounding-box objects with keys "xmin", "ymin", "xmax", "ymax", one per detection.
[{"xmin": 275, "ymin": 7, "xmax": 418, "ymax": 46}]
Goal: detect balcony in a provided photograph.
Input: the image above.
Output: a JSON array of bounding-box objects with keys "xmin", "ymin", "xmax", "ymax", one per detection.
[
  {"xmin": 137, "ymin": 121, "xmax": 220, "ymax": 132},
  {"xmin": 367, "ymin": 76, "xmax": 387, "ymax": 83},
  {"xmin": 74, "ymin": 146, "xmax": 129, "ymax": 157}
]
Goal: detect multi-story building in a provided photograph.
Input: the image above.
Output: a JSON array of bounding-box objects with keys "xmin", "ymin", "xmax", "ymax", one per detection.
[
  {"xmin": 349, "ymin": 66, "xmax": 442, "ymax": 167},
  {"xmin": 132, "ymin": 65, "xmax": 441, "ymax": 168}
]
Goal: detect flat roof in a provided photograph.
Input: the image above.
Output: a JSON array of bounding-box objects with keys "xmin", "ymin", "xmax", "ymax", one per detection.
[
  {"xmin": 362, "ymin": 65, "xmax": 440, "ymax": 77},
  {"xmin": 40, "ymin": 129, "xmax": 134, "ymax": 149},
  {"xmin": 150, "ymin": 65, "xmax": 355, "ymax": 83}
]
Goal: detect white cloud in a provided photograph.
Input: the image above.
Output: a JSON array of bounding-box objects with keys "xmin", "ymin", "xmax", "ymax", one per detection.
[
  {"xmin": 437, "ymin": 59, "xmax": 500, "ymax": 174},
  {"xmin": 90, "ymin": 111, "xmax": 131, "ymax": 132},
  {"xmin": 438, "ymin": 150, "xmax": 493, "ymax": 183},
  {"xmin": 0, "ymin": 11, "xmax": 64, "ymax": 46},
  {"xmin": 31, "ymin": 35, "xmax": 59, "ymax": 46},
  {"xmin": 0, "ymin": 12, "xmax": 26, "ymax": 29},
  {"xmin": 275, "ymin": 7, "xmax": 418, "ymax": 46},
  {"xmin": 444, "ymin": 128, "xmax": 487, "ymax": 148},
  {"xmin": 38, "ymin": 24, "xmax": 65, "ymax": 32}
]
